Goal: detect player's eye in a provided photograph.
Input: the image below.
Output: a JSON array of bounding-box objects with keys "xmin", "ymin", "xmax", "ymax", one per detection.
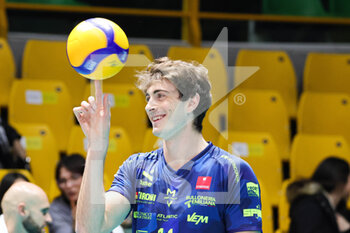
[
  {"xmin": 145, "ymin": 95, "xmax": 150, "ymax": 102},
  {"xmin": 156, "ymin": 93, "xmax": 165, "ymax": 99}
]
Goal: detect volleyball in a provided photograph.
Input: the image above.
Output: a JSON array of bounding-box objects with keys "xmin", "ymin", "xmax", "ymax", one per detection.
[{"xmin": 66, "ymin": 18, "xmax": 129, "ymax": 80}]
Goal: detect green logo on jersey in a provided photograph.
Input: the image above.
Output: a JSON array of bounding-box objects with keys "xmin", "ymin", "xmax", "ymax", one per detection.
[
  {"xmin": 246, "ymin": 182, "xmax": 259, "ymax": 197},
  {"xmin": 187, "ymin": 212, "xmax": 209, "ymax": 225}
]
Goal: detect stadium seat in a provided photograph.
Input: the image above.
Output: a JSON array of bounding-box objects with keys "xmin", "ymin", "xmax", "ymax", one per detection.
[
  {"xmin": 297, "ymin": 92, "xmax": 350, "ymax": 143},
  {"xmin": 228, "ymin": 89, "xmax": 290, "ymax": 160},
  {"xmin": 304, "ymin": 53, "xmax": 350, "ymax": 94},
  {"xmin": 260, "ymin": 181, "xmax": 274, "ymax": 233},
  {"xmin": 235, "ymin": 49, "xmax": 298, "ymax": 118},
  {"xmin": 11, "ymin": 123, "xmax": 60, "ymax": 196},
  {"xmin": 218, "ymin": 131, "xmax": 283, "ymax": 205},
  {"xmin": 0, "ymin": 169, "xmax": 35, "ymax": 184},
  {"xmin": 168, "ymin": 46, "xmax": 229, "ymax": 134},
  {"xmin": 104, "ymin": 44, "xmax": 154, "ymax": 85},
  {"xmin": 290, "ymin": 133, "xmax": 350, "ymax": 180},
  {"xmin": 21, "ymin": 39, "xmax": 87, "ymax": 107},
  {"xmin": 0, "ymin": 38, "xmax": 16, "ymax": 107},
  {"xmin": 66, "ymin": 125, "xmax": 133, "ymax": 179},
  {"xmin": 142, "ymin": 128, "xmax": 162, "ymax": 152},
  {"xmin": 262, "ymin": 0, "xmax": 330, "ymax": 17},
  {"xmin": 277, "ymin": 179, "xmax": 294, "ymax": 233},
  {"xmin": 84, "ymin": 83, "xmax": 148, "ymax": 153},
  {"xmin": 9, "ymin": 80, "xmax": 74, "ymax": 152}
]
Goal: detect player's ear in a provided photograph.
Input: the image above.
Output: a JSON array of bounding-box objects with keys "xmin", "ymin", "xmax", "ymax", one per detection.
[
  {"xmin": 186, "ymin": 93, "xmax": 200, "ymax": 113},
  {"xmin": 18, "ymin": 202, "xmax": 28, "ymax": 217}
]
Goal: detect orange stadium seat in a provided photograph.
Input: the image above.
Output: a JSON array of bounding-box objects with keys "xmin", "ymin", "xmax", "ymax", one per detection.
[
  {"xmin": 9, "ymin": 80, "xmax": 74, "ymax": 152},
  {"xmin": 228, "ymin": 89, "xmax": 290, "ymax": 160},
  {"xmin": 290, "ymin": 133, "xmax": 350, "ymax": 180},
  {"xmin": 297, "ymin": 92, "xmax": 350, "ymax": 143},
  {"xmin": 260, "ymin": 181, "xmax": 274, "ymax": 233},
  {"xmin": 10, "ymin": 123, "xmax": 60, "ymax": 197},
  {"xmin": 21, "ymin": 39, "xmax": 87, "ymax": 107},
  {"xmin": 304, "ymin": 53, "xmax": 350, "ymax": 94},
  {"xmin": 0, "ymin": 38, "xmax": 16, "ymax": 107},
  {"xmin": 0, "ymin": 169, "xmax": 35, "ymax": 184},
  {"xmin": 235, "ymin": 49, "xmax": 298, "ymax": 118}
]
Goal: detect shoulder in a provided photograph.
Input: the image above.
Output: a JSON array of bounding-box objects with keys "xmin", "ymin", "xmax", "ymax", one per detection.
[
  {"xmin": 50, "ymin": 196, "xmax": 70, "ymax": 213},
  {"xmin": 123, "ymin": 149, "xmax": 161, "ymax": 166},
  {"xmin": 211, "ymin": 145, "xmax": 254, "ymax": 173},
  {"xmin": 290, "ymin": 193, "xmax": 328, "ymax": 216}
]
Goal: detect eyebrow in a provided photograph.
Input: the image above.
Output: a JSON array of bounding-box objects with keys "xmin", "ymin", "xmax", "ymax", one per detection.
[
  {"xmin": 41, "ymin": 207, "xmax": 50, "ymax": 214},
  {"xmin": 145, "ymin": 89, "xmax": 169, "ymax": 97}
]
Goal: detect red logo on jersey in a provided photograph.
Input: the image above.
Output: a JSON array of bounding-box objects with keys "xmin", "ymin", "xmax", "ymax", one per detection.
[{"xmin": 196, "ymin": 176, "xmax": 212, "ymax": 190}]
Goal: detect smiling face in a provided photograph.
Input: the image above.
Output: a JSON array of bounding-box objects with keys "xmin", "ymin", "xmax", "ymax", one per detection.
[
  {"xmin": 57, "ymin": 166, "xmax": 82, "ymax": 203},
  {"xmin": 145, "ymin": 79, "xmax": 190, "ymax": 140}
]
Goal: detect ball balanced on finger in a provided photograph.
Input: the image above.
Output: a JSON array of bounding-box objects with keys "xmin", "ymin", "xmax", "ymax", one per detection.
[{"xmin": 67, "ymin": 17, "xmax": 129, "ymax": 80}]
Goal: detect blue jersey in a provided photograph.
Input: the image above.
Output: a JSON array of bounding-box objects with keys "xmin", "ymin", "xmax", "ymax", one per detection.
[{"xmin": 109, "ymin": 142, "xmax": 262, "ymax": 233}]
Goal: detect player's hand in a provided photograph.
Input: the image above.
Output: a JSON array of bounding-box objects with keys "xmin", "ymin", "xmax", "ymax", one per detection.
[{"xmin": 73, "ymin": 80, "xmax": 111, "ymax": 155}]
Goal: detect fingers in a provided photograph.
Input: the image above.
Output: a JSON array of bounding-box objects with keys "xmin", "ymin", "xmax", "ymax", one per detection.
[{"xmin": 95, "ymin": 80, "xmax": 103, "ymax": 107}]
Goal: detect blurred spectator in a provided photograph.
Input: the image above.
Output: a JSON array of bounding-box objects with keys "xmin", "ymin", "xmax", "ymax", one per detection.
[
  {"xmin": 49, "ymin": 154, "xmax": 124, "ymax": 233},
  {"xmin": 0, "ymin": 118, "xmax": 29, "ymax": 169},
  {"xmin": 0, "ymin": 181, "xmax": 51, "ymax": 233},
  {"xmin": 288, "ymin": 156, "xmax": 350, "ymax": 233},
  {"xmin": 0, "ymin": 172, "xmax": 29, "ymax": 215}
]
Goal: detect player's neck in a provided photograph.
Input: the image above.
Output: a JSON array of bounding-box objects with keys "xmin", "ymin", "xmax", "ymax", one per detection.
[
  {"xmin": 162, "ymin": 125, "xmax": 208, "ymax": 171},
  {"xmin": 4, "ymin": 215, "xmax": 23, "ymax": 233}
]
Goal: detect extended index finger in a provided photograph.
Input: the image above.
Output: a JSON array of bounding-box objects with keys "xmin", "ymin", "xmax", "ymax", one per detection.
[{"xmin": 94, "ymin": 80, "xmax": 103, "ymax": 106}]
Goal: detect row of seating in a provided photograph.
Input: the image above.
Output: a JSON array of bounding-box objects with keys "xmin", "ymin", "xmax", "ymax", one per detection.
[{"xmin": 3, "ymin": 38, "xmax": 350, "ymax": 119}]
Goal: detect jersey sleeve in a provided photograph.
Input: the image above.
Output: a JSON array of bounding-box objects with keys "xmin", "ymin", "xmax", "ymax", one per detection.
[
  {"xmin": 224, "ymin": 158, "xmax": 262, "ymax": 233},
  {"xmin": 108, "ymin": 153, "xmax": 139, "ymax": 205}
]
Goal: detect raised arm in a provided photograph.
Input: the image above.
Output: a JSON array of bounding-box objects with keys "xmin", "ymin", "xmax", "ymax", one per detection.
[{"xmin": 73, "ymin": 80, "xmax": 130, "ymax": 233}]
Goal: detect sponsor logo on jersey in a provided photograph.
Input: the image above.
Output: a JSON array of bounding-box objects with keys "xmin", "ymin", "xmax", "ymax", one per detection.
[
  {"xmin": 139, "ymin": 180, "xmax": 153, "ymax": 187},
  {"xmin": 187, "ymin": 212, "xmax": 209, "ymax": 225},
  {"xmin": 220, "ymin": 155, "xmax": 240, "ymax": 183},
  {"xmin": 246, "ymin": 182, "xmax": 259, "ymax": 197},
  {"xmin": 164, "ymin": 188, "xmax": 177, "ymax": 207},
  {"xmin": 196, "ymin": 176, "xmax": 212, "ymax": 190},
  {"xmin": 184, "ymin": 195, "xmax": 216, "ymax": 208},
  {"xmin": 133, "ymin": 211, "xmax": 152, "ymax": 220},
  {"xmin": 243, "ymin": 208, "xmax": 262, "ymax": 219},
  {"xmin": 135, "ymin": 191, "xmax": 157, "ymax": 203},
  {"xmin": 156, "ymin": 213, "xmax": 178, "ymax": 222}
]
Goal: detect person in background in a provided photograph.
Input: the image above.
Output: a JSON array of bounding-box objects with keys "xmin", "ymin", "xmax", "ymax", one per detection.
[
  {"xmin": 288, "ymin": 156, "xmax": 350, "ymax": 233},
  {"xmin": 49, "ymin": 154, "xmax": 124, "ymax": 233},
  {"xmin": 0, "ymin": 118, "xmax": 29, "ymax": 169},
  {"xmin": 0, "ymin": 181, "xmax": 51, "ymax": 233},
  {"xmin": 0, "ymin": 172, "xmax": 30, "ymax": 214}
]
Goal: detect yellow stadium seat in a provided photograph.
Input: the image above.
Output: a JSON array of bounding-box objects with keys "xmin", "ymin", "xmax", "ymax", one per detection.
[
  {"xmin": 84, "ymin": 83, "xmax": 148, "ymax": 153},
  {"xmin": 0, "ymin": 169, "xmax": 35, "ymax": 184},
  {"xmin": 168, "ymin": 46, "xmax": 229, "ymax": 134},
  {"xmin": 142, "ymin": 128, "xmax": 162, "ymax": 152},
  {"xmin": 218, "ymin": 131, "xmax": 283, "ymax": 205},
  {"xmin": 21, "ymin": 39, "xmax": 87, "ymax": 107},
  {"xmin": 304, "ymin": 53, "xmax": 350, "ymax": 94},
  {"xmin": 277, "ymin": 179, "xmax": 294, "ymax": 233},
  {"xmin": 290, "ymin": 133, "xmax": 350, "ymax": 180},
  {"xmin": 11, "ymin": 123, "xmax": 60, "ymax": 196},
  {"xmin": 105, "ymin": 44, "xmax": 154, "ymax": 85},
  {"xmin": 0, "ymin": 38, "xmax": 16, "ymax": 107},
  {"xmin": 9, "ymin": 80, "xmax": 74, "ymax": 152},
  {"xmin": 66, "ymin": 125, "xmax": 133, "ymax": 179},
  {"xmin": 228, "ymin": 89, "xmax": 290, "ymax": 160},
  {"xmin": 235, "ymin": 49, "xmax": 298, "ymax": 118},
  {"xmin": 297, "ymin": 92, "xmax": 350, "ymax": 143},
  {"xmin": 260, "ymin": 181, "xmax": 274, "ymax": 233}
]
